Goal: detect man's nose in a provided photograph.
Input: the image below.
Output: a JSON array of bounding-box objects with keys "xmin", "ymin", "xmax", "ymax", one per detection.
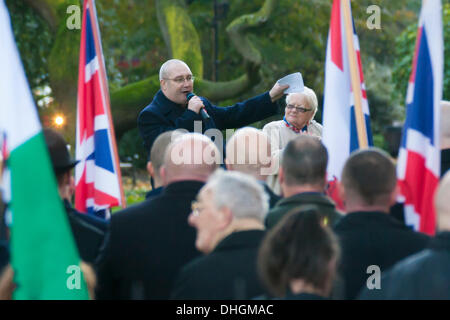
[{"xmin": 188, "ymin": 212, "xmax": 196, "ymax": 226}]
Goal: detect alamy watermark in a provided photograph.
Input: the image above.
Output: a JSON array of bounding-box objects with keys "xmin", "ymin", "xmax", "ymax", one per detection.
[
  {"xmin": 366, "ymin": 265, "xmax": 381, "ymax": 290},
  {"xmin": 366, "ymin": 5, "xmax": 381, "ymax": 30},
  {"xmin": 66, "ymin": 5, "xmax": 81, "ymax": 30},
  {"xmin": 66, "ymin": 4, "xmax": 381, "ymax": 31},
  {"xmin": 66, "ymin": 265, "xmax": 82, "ymax": 290}
]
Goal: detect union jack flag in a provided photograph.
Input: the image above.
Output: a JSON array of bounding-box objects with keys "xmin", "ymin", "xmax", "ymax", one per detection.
[
  {"xmin": 322, "ymin": 0, "xmax": 373, "ymax": 209},
  {"xmin": 397, "ymin": 0, "xmax": 443, "ymax": 235},
  {"xmin": 75, "ymin": 0, "xmax": 125, "ymax": 215}
]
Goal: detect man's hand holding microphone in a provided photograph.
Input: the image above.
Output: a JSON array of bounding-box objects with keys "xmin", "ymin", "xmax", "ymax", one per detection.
[{"xmin": 186, "ymin": 92, "xmax": 210, "ymax": 120}]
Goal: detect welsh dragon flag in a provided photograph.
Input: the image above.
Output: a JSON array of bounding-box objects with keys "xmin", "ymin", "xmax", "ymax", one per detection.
[{"xmin": 0, "ymin": 0, "xmax": 88, "ymax": 299}]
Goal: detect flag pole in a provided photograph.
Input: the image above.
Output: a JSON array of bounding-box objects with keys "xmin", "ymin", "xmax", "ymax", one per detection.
[
  {"xmin": 87, "ymin": 0, "xmax": 126, "ymax": 209},
  {"xmin": 341, "ymin": 0, "xmax": 368, "ymax": 149}
]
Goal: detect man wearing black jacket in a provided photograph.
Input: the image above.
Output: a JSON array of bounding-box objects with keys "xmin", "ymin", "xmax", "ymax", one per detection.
[
  {"xmin": 95, "ymin": 134, "xmax": 220, "ymax": 299},
  {"xmin": 333, "ymin": 148, "xmax": 430, "ymax": 299},
  {"xmin": 359, "ymin": 171, "xmax": 450, "ymax": 299},
  {"xmin": 171, "ymin": 170, "xmax": 268, "ymax": 300},
  {"xmin": 138, "ymin": 59, "xmax": 288, "ymax": 156}
]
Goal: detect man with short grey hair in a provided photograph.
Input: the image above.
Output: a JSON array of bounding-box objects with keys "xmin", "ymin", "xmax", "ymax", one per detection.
[
  {"xmin": 138, "ymin": 58, "xmax": 289, "ymax": 155},
  {"xmin": 171, "ymin": 170, "xmax": 268, "ymax": 299}
]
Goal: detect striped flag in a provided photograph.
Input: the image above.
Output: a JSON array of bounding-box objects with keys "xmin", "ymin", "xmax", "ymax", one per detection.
[
  {"xmin": 0, "ymin": 0, "xmax": 88, "ymax": 299},
  {"xmin": 322, "ymin": 0, "xmax": 373, "ymax": 208},
  {"xmin": 75, "ymin": 0, "xmax": 125, "ymax": 215},
  {"xmin": 397, "ymin": 0, "xmax": 443, "ymax": 235}
]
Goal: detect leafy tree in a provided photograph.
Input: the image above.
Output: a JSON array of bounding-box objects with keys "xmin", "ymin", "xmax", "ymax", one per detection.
[
  {"xmin": 393, "ymin": 2, "xmax": 449, "ymax": 103},
  {"xmin": 8, "ymin": 0, "xmax": 441, "ymax": 158}
]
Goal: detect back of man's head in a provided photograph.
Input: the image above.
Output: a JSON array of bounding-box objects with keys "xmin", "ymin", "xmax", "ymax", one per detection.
[
  {"xmin": 281, "ymin": 136, "xmax": 328, "ymax": 188},
  {"xmin": 162, "ymin": 133, "xmax": 220, "ymax": 185},
  {"xmin": 440, "ymin": 100, "xmax": 450, "ymax": 149},
  {"xmin": 341, "ymin": 148, "xmax": 396, "ymax": 209},
  {"xmin": 225, "ymin": 127, "xmax": 273, "ymax": 180},
  {"xmin": 205, "ymin": 169, "xmax": 269, "ymax": 222},
  {"xmin": 435, "ymin": 171, "xmax": 450, "ymax": 231}
]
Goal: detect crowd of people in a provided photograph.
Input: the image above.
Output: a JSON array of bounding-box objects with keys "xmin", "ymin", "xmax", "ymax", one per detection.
[{"xmin": 0, "ymin": 59, "xmax": 449, "ymax": 300}]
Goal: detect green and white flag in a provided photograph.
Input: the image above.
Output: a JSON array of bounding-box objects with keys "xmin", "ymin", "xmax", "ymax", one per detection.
[{"xmin": 0, "ymin": 0, "xmax": 89, "ymax": 299}]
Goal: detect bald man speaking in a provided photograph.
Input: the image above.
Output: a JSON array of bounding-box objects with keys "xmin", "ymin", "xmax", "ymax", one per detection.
[{"xmin": 138, "ymin": 59, "xmax": 288, "ymax": 157}]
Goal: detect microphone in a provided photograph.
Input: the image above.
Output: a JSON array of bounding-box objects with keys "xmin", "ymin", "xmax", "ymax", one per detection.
[{"xmin": 186, "ymin": 92, "xmax": 210, "ymax": 120}]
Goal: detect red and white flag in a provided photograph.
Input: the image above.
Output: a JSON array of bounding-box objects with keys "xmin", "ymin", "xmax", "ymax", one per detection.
[
  {"xmin": 322, "ymin": 0, "xmax": 373, "ymax": 209},
  {"xmin": 75, "ymin": 0, "xmax": 125, "ymax": 215}
]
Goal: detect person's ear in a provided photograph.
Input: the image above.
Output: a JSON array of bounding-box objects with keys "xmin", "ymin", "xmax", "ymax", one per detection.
[
  {"xmin": 338, "ymin": 181, "xmax": 346, "ymax": 204},
  {"xmin": 218, "ymin": 207, "xmax": 233, "ymax": 230},
  {"xmin": 160, "ymin": 79, "xmax": 167, "ymax": 91},
  {"xmin": 390, "ymin": 183, "xmax": 400, "ymax": 206},
  {"xmin": 278, "ymin": 167, "xmax": 285, "ymax": 185},
  {"xmin": 147, "ymin": 161, "xmax": 154, "ymax": 178}
]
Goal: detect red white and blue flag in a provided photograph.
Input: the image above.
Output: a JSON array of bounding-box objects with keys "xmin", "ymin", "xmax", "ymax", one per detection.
[
  {"xmin": 322, "ymin": 0, "xmax": 373, "ymax": 208},
  {"xmin": 397, "ymin": 0, "xmax": 443, "ymax": 235},
  {"xmin": 75, "ymin": 0, "xmax": 125, "ymax": 215}
]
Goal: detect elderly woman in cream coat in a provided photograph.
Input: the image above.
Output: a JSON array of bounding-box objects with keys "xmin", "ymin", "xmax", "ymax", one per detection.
[{"xmin": 262, "ymin": 87, "xmax": 322, "ymax": 196}]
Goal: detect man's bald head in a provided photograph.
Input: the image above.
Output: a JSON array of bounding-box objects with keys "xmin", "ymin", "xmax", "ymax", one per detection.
[
  {"xmin": 435, "ymin": 171, "xmax": 450, "ymax": 231},
  {"xmin": 159, "ymin": 59, "xmax": 190, "ymax": 81},
  {"xmin": 161, "ymin": 133, "xmax": 220, "ymax": 185},
  {"xmin": 225, "ymin": 127, "xmax": 274, "ymax": 179}
]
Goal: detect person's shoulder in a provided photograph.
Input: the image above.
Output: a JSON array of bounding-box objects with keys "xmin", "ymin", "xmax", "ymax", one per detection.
[
  {"xmin": 177, "ymin": 254, "xmax": 211, "ymax": 280},
  {"xmin": 111, "ymin": 198, "xmax": 156, "ymax": 225},
  {"xmin": 265, "ymin": 206, "xmax": 285, "ymax": 228}
]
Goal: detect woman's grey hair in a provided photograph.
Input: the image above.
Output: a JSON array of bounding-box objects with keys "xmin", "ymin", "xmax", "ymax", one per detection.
[
  {"xmin": 286, "ymin": 86, "xmax": 318, "ymax": 119},
  {"xmin": 204, "ymin": 169, "xmax": 269, "ymax": 221}
]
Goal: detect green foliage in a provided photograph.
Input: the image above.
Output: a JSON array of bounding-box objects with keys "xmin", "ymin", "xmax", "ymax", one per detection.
[
  {"xmin": 165, "ymin": 5, "xmax": 203, "ymax": 77},
  {"xmin": 13, "ymin": 0, "xmax": 445, "ymax": 159},
  {"xmin": 118, "ymin": 128, "xmax": 148, "ymax": 168},
  {"xmin": 393, "ymin": 2, "xmax": 450, "ymax": 103},
  {"xmin": 96, "ymin": 0, "xmax": 167, "ymax": 89}
]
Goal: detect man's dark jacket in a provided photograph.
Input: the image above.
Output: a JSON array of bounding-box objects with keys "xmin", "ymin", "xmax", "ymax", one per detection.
[
  {"xmin": 145, "ymin": 186, "xmax": 163, "ymax": 200},
  {"xmin": 95, "ymin": 181, "xmax": 203, "ymax": 300},
  {"xmin": 138, "ymin": 90, "xmax": 279, "ymax": 154},
  {"xmin": 171, "ymin": 230, "xmax": 266, "ymax": 300},
  {"xmin": 64, "ymin": 200, "xmax": 105, "ymax": 264},
  {"xmin": 333, "ymin": 211, "xmax": 430, "ymax": 299},
  {"xmin": 265, "ymin": 192, "xmax": 342, "ymax": 229},
  {"xmin": 359, "ymin": 231, "xmax": 450, "ymax": 300}
]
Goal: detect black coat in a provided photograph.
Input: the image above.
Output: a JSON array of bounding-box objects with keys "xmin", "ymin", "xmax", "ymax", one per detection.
[
  {"xmin": 359, "ymin": 231, "xmax": 450, "ymax": 300},
  {"xmin": 64, "ymin": 201, "xmax": 105, "ymax": 264},
  {"xmin": 171, "ymin": 230, "xmax": 266, "ymax": 300},
  {"xmin": 95, "ymin": 181, "xmax": 204, "ymax": 300},
  {"xmin": 138, "ymin": 90, "xmax": 279, "ymax": 155},
  {"xmin": 266, "ymin": 192, "xmax": 342, "ymax": 229},
  {"xmin": 333, "ymin": 211, "xmax": 430, "ymax": 299}
]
